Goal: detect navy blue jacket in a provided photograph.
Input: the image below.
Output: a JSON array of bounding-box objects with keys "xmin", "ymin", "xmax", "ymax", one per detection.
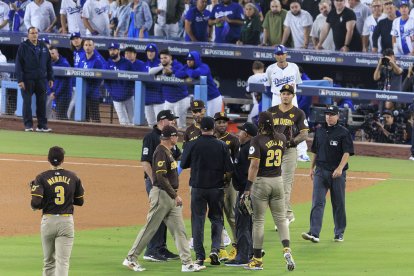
[
  {"xmin": 105, "ymin": 57, "xmax": 134, "ymax": 102},
  {"xmin": 159, "ymin": 60, "xmax": 189, "ymax": 103},
  {"xmin": 15, "ymin": 39, "xmax": 53, "ymax": 83}
]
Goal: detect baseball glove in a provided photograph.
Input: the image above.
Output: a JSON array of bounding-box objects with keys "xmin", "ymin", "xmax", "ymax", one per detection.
[{"xmin": 239, "ymin": 194, "xmax": 253, "ymax": 216}]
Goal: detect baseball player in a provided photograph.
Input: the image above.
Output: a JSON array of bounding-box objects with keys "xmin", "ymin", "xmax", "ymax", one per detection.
[
  {"xmin": 30, "ymin": 146, "xmax": 85, "ymax": 276},
  {"xmin": 183, "ymin": 100, "xmax": 206, "ymax": 147},
  {"xmin": 124, "ymin": 126, "xmax": 203, "ymax": 272},
  {"xmin": 214, "ymin": 112, "xmax": 240, "ymax": 261},
  {"xmin": 245, "ymin": 111, "xmax": 295, "ymax": 271},
  {"xmin": 268, "ymin": 84, "xmax": 309, "ymax": 228}
]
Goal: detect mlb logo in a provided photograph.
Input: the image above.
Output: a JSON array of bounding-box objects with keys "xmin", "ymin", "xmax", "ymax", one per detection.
[{"xmin": 330, "ymin": 140, "xmax": 338, "ymax": 146}]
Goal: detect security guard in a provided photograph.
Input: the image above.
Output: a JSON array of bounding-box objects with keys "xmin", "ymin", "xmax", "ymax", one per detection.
[
  {"xmin": 180, "ymin": 116, "xmax": 233, "ymax": 267},
  {"xmin": 183, "ymin": 100, "xmax": 206, "ymax": 147},
  {"xmin": 140, "ymin": 109, "xmax": 180, "ymax": 261},
  {"xmin": 225, "ymin": 122, "xmax": 257, "ymax": 266},
  {"xmin": 302, "ymin": 105, "xmax": 354, "ymax": 243},
  {"xmin": 30, "ymin": 146, "xmax": 84, "ymax": 276}
]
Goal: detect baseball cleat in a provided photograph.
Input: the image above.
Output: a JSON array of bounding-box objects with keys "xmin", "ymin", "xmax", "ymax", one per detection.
[
  {"xmin": 219, "ymin": 249, "xmax": 229, "ymax": 261},
  {"xmin": 209, "ymin": 252, "xmax": 220, "ymax": 265},
  {"xmin": 123, "ymin": 258, "xmax": 146, "ymax": 272},
  {"xmin": 181, "ymin": 263, "xmax": 203, "ymax": 272},
  {"xmin": 283, "ymin": 248, "xmax": 295, "ymax": 271},
  {"xmin": 244, "ymin": 257, "xmax": 263, "ymax": 270},
  {"xmin": 302, "ymin": 232, "xmax": 320, "ymax": 243},
  {"xmin": 334, "ymin": 234, "xmax": 344, "ymax": 242},
  {"xmin": 143, "ymin": 253, "xmax": 167, "ymax": 262},
  {"xmin": 228, "ymin": 244, "xmax": 237, "ymax": 260}
]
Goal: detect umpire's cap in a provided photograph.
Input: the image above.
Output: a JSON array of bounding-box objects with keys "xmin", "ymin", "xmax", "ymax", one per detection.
[
  {"xmin": 324, "ymin": 105, "xmax": 339, "ymax": 115},
  {"xmin": 214, "ymin": 112, "xmax": 229, "ymax": 121},
  {"xmin": 237, "ymin": 122, "xmax": 258, "ymax": 137},
  {"xmin": 157, "ymin": 110, "xmax": 179, "ymax": 121},
  {"xmin": 280, "ymin": 84, "xmax": 295, "ymax": 94},
  {"xmin": 48, "ymin": 146, "xmax": 65, "ymax": 166},
  {"xmin": 200, "ymin": 116, "xmax": 215, "ymax": 131},
  {"xmin": 258, "ymin": 111, "xmax": 274, "ymax": 127},
  {"xmin": 161, "ymin": 125, "xmax": 178, "ymax": 139},
  {"xmin": 190, "ymin": 100, "xmax": 205, "ymax": 111}
]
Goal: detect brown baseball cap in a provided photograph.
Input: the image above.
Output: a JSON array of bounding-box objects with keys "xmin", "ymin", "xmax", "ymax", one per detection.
[
  {"xmin": 190, "ymin": 100, "xmax": 205, "ymax": 111},
  {"xmin": 160, "ymin": 125, "xmax": 178, "ymax": 139},
  {"xmin": 214, "ymin": 112, "xmax": 229, "ymax": 121},
  {"xmin": 280, "ymin": 84, "xmax": 295, "ymax": 94}
]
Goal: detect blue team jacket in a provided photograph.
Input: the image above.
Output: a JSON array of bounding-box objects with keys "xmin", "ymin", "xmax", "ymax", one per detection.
[
  {"xmin": 105, "ymin": 57, "xmax": 134, "ymax": 102},
  {"xmin": 49, "ymin": 56, "xmax": 72, "ymax": 99},
  {"xmin": 77, "ymin": 53, "xmax": 105, "ymax": 99}
]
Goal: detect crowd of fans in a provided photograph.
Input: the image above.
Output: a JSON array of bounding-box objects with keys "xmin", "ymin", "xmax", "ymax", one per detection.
[{"xmin": 0, "ymin": 0, "xmax": 413, "ymax": 53}]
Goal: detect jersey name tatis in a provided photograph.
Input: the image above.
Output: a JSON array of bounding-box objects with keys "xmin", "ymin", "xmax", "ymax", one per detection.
[{"xmin": 47, "ymin": 176, "xmax": 71, "ymax": 186}]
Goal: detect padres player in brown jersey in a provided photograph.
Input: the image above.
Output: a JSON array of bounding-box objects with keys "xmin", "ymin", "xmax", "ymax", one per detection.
[
  {"xmin": 183, "ymin": 100, "xmax": 206, "ymax": 147},
  {"xmin": 213, "ymin": 111, "xmax": 240, "ymax": 260},
  {"xmin": 268, "ymin": 84, "xmax": 309, "ymax": 227},
  {"xmin": 245, "ymin": 112, "xmax": 295, "ymax": 271},
  {"xmin": 30, "ymin": 146, "xmax": 84, "ymax": 276},
  {"xmin": 124, "ymin": 126, "xmax": 202, "ymax": 272}
]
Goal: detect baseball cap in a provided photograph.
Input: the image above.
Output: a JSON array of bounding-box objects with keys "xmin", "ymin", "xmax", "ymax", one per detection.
[
  {"xmin": 280, "ymin": 84, "xmax": 295, "ymax": 94},
  {"xmin": 157, "ymin": 110, "xmax": 179, "ymax": 121},
  {"xmin": 324, "ymin": 105, "xmax": 339, "ymax": 115},
  {"xmin": 382, "ymin": 109, "xmax": 393, "ymax": 116},
  {"xmin": 190, "ymin": 100, "xmax": 205, "ymax": 111},
  {"xmin": 258, "ymin": 111, "xmax": 274, "ymax": 127},
  {"xmin": 108, "ymin": 42, "xmax": 120, "ymax": 50},
  {"xmin": 214, "ymin": 112, "xmax": 229, "ymax": 121},
  {"xmin": 274, "ymin": 44, "xmax": 287, "ymax": 55},
  {"xmin": 237, "ymin": 122, "xmax": 258, "ymax": 137},
  {"xmin": 145, "ymin": 43, "xmax": 157, "ymax": 52},
  {"xmin": 70, "ymin": 32, "xmax": 81, "ymax": 40},
  {"xmin": 41, "ymin": 37, "xmax": 50, "ymax": 45},
  {"xmin": 186, "ymin": 52, "xmax": 195, "ymax": 60},
  {"xmin": 48, "ymin": 146, "xmax": 65, "ymax": 166},
  {"xmin": 200, "ymin": 116, "xmax": 215, "ymax": 131},
  {"xmin": 160, "ymin": 125, "xmax": 178, "ymax": 139},
  {"xmin": 399, "ymin": 0, "xmax": 409, "ymax": 7}
]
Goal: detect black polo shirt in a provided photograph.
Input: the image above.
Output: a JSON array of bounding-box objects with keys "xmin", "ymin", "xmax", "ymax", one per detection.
[
  {"xmin": 232, "ymin": 140, "xmax": 251, "ymax": 192},
  {"xmin": 180, "ymin": 135, "xmax": 233, "ymax": 189},
  {"xmin": 141, "ymin": 125, "xmax": 181, "ymax": 178},
  {"xmin": 311, "ymin": 123, "xmax": 354, "ymax": 171}
]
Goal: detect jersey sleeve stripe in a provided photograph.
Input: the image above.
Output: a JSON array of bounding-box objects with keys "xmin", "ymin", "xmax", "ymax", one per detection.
[
  {"xmin": 75, "ymin": 195, "xmax": 84, "ymax": 198},
  {"xmin": 31, "ymin": 194, "xmax": 43, "ymax": 198},
  {"xmin": 156, "ymin": 169, "xmax": 168, "ymax": 173},
  {"xmin": 248, "ymin": 157, "xmax": 261, "ymax": 160}
]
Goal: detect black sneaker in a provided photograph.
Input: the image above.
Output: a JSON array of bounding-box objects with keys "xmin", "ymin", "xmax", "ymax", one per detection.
[
  {"xmin": 159, "ymin": 248, "xmax": 180, "ymax": 260},
  {"xmin": 143, "ymin": 252, "xmax": 167, "ymax": 262},
  {"xmin": 225, "ymin": 259, "xmax": 248, "ymax": 267},
  {"xmin": 334, "ymin": 234, "xmax": 344, "ymax": 242},
  {"xmin": 209, "ymin": 252, "xmax": 220, "ymax": 265}
]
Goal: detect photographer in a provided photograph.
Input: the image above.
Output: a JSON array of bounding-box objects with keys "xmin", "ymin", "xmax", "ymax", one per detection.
[
  {"xmin": 373, "ymin": 48, "xmax": 403, "ymax": 91},
  {"xmin": 373, "ymin": 110, "xmax": 398, "ymax": 143}
]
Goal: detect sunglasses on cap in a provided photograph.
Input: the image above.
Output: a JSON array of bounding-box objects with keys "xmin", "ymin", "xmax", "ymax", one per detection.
[{"xmin": 192, "ymin": 109, "xmax": 202, "ymax": 113}]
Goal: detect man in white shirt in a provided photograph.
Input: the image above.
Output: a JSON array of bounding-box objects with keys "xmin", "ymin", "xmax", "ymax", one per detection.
[
  {"xmin": 0, "ymin": 0, "xmax": 10, "ymax": 31},
  {"xmin": 362, "ymin": 0, "xmax": 386, "ymax": 52},
  {"xmin": 311, "ymin": 0, "xmax": 335, "ymax": 51},
  {"xmin": 281, "ymin": 0, "xmax": 313, "ymax": 49},
  {"xmin": 82, "ymin": 0, "xmax": 110, "ymax": 36},
  {"xmin": 246, "ymin": 61, "xmax": 267, "ymax": 123},
  {"xmin": 24, "ymin": 0, "xmax": 56, "ymax": 32},
  {"xmin": 60, "ymin": 0, "xmax": 86, "ymax": 35},
  {"xmin": 349, "ymin": 0, "xmax": 371, "ymax": 35}
]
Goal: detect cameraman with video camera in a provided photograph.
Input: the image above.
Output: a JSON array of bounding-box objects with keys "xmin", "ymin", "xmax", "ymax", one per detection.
[
  {"xmin": 373, "ymin": 48, "xmax": 403, "ymax": 91},
  {"xmin": 373, "ymin": 110, "xmax": 398, "ymax": 143}
]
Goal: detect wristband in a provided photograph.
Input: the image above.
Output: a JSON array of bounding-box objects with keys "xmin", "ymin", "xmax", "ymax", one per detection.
[{"xmin": 245, "ymin": 180, "xmax": 253, "ymax": 191}]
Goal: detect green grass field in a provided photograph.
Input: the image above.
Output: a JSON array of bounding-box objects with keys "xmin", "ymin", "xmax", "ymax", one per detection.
[{"xmin": 0, "ymin": 130, "xmax": 413, "ymax": 275}]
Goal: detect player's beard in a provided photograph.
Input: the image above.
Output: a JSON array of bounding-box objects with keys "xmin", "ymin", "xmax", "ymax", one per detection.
[{"xmin": 110, "ymin": 53, "xmax": 119, "ymax": 60}]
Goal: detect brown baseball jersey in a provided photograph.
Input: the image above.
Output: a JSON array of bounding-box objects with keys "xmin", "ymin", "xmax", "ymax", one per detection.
[
  {"xmin": 248, "ymin": 133, "xmax": 286, "ymax": 177},
  {"xmin": 152, "ymin": 144, "xmax": 179, "ymax": 199},
  {"xmin": 268, "ymin": 105, "xmax": 309, "ymax": 142},
  {"xmin": 217, "ymin": 132, "xmax": 240, "ymax": 161},
  {"xmin": 183, "ymin": 123, "xmax": 202, "ymax": 146},
  {"xmin": 31, "ymin": 169, "xmax": 84, "ymax": 214}
]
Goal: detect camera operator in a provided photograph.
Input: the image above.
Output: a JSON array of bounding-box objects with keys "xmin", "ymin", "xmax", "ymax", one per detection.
[
  {"xmin": 373, "ymin": 48, "xmax": 403, "ymax": 91},
  {"xmin": 373, "ymin": 110, "xmax": 398, "ymax": 143}
]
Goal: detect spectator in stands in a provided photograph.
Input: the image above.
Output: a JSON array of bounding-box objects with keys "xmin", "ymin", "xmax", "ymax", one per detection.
[
  {"xmin": 185, "ymin": 0, "xmax": 211, "ymax": 42},
  {"xmin": 112, "ymin": 0, "xmax": 131, "ymax": 37},
  {"xmin": 77, "ymin": 38, "xmax": 104, "ymax": 123},
  {"xmin": 402, "ymin": 64, "xmax": 414, "ymax": 92},
  {"xmin": 372, "ymin": 1, "xmax": 396, "ymax": 53},
  {"xmin": 280, "ymin": 0, "xmax": 293, "ymax": 10},
  {"xmin": 391, "ymin": 0, "xmax": 414, "ymax": 55},
  {"xmin": 301, "ymin": 0, "xmax": 320, "ymax": 20},
  {"xmin": 109, "ymin": 0, "xmax": 118, "ymax": 17},
  {"xmin": 281, "ymin": 0, "xmax": 313, "ymax": 49},
  {"xmin": 24, "ymin": 0, "xmax": 56, "ymax": 32},
  {"xmin": 362, "ymin": 0, "xmax": 386, "ymax": 52},
  {"xmin": 209, "ymin": 0, "xmax": 244, "ymax": 43},
  {"xmin": 60, "ymin": 0, "xmax": 86, "ymax": 35},
  {"xmin": 9, "ymin": 0, "xmax": 29, "ymax": 32},
  {"xmin": 262, "ymin": 0, "xmax": 287, "ymax": 47},
  {"xmin": 373, "ymin": 109, "xmax": 398, "ymax": 143},
  {"xmin": 139, "ymin": 43, "xmax": 165, "ymax": 126},
  {"xmin": 237, "ymin": 3, "xmax": 262, "ymax": 45},
  {"xmin": 82, "ymin": 0, "xmax": 110, "ymax": 36},
  {"xmin": 48, "ymin": 46, "xmax": 72, "ymax": 120},
  {"xmin": 49, "ymin": 0, "xmax": 62, "ymax": 32},
  {"xmin": 105, "ymin": 43, "xmax": 135, "ymax": 126},
  {"xmin": 257, "ymin": 0, "xmax": 272, "ymax": 15},
  {"xmin": 15, "ymin": 27, "xmax": 54, "ymax": 132},
  {"xmin": 149, "ymin": 49, "xmax": 190, "ymax": 129},
  {"xmin": 311, "ymin": 0, "xmax": 335, "ymax": 51},
  {"xmin": 316, "ymin": 0, "xmax": 362, "ymax": 52},
  {"xmin": 151, "ymin": 0, "xmax": 185, "ymax": 39},
  {"xmin": 240, "ymin": 0, "xmax": 264, "ymax": 21},
  {"xmin": 0, "ymin": 0, "xmax": 10, "ymax": 31},
  {"xmin": 128, "ymin": 0, "xmax": 152, "ymax": 38},
  {"xmin": 348, "ymin": 0, "xmax": 371, "ymax": 36},
  {"xmin": 176, "ymin": 51, "xmax": 223, "ymax": 117},
  {"xmin": 373, "ymin": 48, "xmax": 403, "ymax": 91},
  {"xmin": 246, "ymin": 60, "xmax": 267, "ymax": 123}
]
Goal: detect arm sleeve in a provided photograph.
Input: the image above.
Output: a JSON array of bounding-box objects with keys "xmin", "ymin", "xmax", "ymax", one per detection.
[
  {"xmin": 23, "ymin": 4, "xmax": 31, "ymax": 29},
  {"xmin": 30, "ymin": 177, "xmax": 44, "ymax": 209},
  {"xmin": 180, "ymin": 141, "xmax": 193, "ymax": 169},
  {"xmin": 190, "ymin": 64, "xmax": 209, "ymax": 79},
  {"xmin": 46, "ymin": 49, "xmax": 54, "ymax": 81},
  {"xmin": 143, "ymin": 3, "xmax": 153, "ymax": 30},
  {"xmin": 174, "ymin": 66, "xmax": 190, "ymax": 78},
  {"xmin": 141, "ymin": 135, "xmax": 154, "ymax": 162},
  {"xmin": 341, "ymin": 130, "xmax": 355, "ymax": 156},
  {"xmin": 154, "ymin": 151, "xmax": 177, "ymax": 199},
  {"xmin": 248, "ymin": 137, "xmax": 260, "ymax": 160},
  {"xmin": 223, "ymin": 145, "xmax": 234, "ymax": 173},
  {"xmin": 15, "ymin": 46, "xmax": 23, "ymax": 83},
  {"xmin": 73, "ymin": 178, "xmax": 85, "ymax": 206}
]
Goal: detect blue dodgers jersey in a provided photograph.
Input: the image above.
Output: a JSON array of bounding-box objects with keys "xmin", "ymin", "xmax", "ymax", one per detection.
[
  {"xmin": 185, "ymin": 7, "xmax": 211, "ymax": 42},
  {"xmin": 105, "ymin": 57, "xmax": 133, "ymax": 102},
  {"xmin": 210, "ymin": 2, "xmax": 244, "ymax": 43}
]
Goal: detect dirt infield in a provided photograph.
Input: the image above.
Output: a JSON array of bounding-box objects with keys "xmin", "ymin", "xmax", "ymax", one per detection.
[{"xmin": 0, "ymin": 153, "xmax": 389, "ymax": 237}]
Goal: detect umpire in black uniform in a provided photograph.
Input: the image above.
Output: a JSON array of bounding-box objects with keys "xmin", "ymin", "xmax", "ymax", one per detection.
[
  {"xmin": 140, "ymin": 110, "xmax": 181, "ymax": 261},
  {"xmin": 180, "ymin": 116, "xmax": 233, "ymax": 266},
  {"xmin": 225, "ymin": 122, "xmax": 257, "ymax": 266},
  {"xmin": 302, "ymin": 105, "xmax": 354, "ymax": 243},
  {"xmin": 15, "ymin": 27, "xmax": 54, "ymax": 132}
]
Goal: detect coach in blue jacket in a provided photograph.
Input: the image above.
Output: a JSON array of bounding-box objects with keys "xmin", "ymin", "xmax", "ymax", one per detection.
[
  {"xmin": 176, "ymin": 51, "xmax": 222, "ymax": 117},
  {"xmin": 15, "ymin": 27, "xmax": 54, "ymax": 132}
]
